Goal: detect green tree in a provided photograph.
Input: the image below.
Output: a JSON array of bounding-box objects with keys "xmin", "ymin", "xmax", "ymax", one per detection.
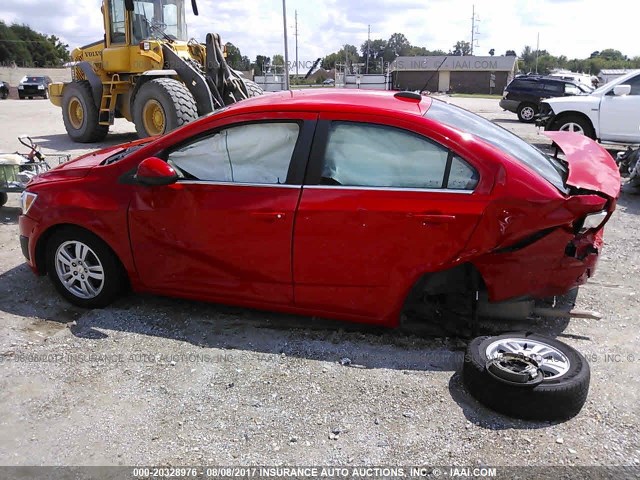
[{"xmin": 451, "ymin": 40, "xmax": 471, "ymax": 56}]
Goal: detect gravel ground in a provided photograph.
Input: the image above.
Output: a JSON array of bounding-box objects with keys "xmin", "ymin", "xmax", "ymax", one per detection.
[{"xmin": 0, "ymin": 96, "xmax": 639, "ymax": 468}]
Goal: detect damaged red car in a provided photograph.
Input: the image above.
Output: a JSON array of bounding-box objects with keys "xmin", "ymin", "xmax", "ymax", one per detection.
[{"xmin": 18, "ymin": 90, "xmax": 620, "ymax": 326}]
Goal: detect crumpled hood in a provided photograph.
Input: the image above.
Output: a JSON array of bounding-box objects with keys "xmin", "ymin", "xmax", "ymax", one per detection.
[{"xmin": 544, "ymin": 131, "xmax": 621, "ymax": 199}]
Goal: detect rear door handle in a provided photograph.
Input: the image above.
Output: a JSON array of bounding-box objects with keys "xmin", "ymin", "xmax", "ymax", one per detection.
[
  {"xmin": 252, "ymin": 212, "xmax": 286, "ymax": 220},
  {"xmin": 410, "ymin": 214, "xmax": 457, "ymax": 224}
]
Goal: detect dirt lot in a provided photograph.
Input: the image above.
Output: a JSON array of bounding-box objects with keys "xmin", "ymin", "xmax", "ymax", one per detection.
[{"xmin": 0, "ymin": 96, "xmax": 639, "ymax": 469}]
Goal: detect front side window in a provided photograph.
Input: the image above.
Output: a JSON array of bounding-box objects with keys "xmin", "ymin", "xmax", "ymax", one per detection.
[
  {"xmin": 564, "ymin": 84, "xmax": 581, "ymax": 95},
  {"xmin": 625, "ymin": 75, "xmax": 640, "ymax": 95},
  {"xmin": 132, "ymin": 0, "xmax": 187, "ymax": 42},
  {"xmin": 109, "ymin": 0, "xmax": 127, "ymax": 44},
  {"xmin": 318, "ymin": 122, "xmax": 478, "ymax": 190},
  {"xmin": 167, "ymin": 122, "xmax": 300, "ymax": 185},
  {"xmin": 543, "ymin": 82, "xmax": 563, "ymax": 94}
]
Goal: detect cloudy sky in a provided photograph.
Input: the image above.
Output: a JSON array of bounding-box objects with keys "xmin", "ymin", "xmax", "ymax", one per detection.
[{"xmin": 1, "ymin": 0, "xmax": 637, "ymax": 65}]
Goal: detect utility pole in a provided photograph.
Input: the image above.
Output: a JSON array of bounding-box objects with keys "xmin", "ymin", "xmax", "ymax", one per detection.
[
  {"xmin": 294, "ymin": 10, "xmax": 299, "ymax": 81},
  {"xmin": 366, "ymin": 24, "xmax": 371, "ymax": 74},
  {"xmin": 470, "ymin": 5, "xmax": 480, "ymax": 55},
  {"xmin": 282, "ymin": 0, "xmax": 290, "ymax": 89},
  {"xmin": 535, "ymin": 32, "xmax": 540, "ymax": 74}
]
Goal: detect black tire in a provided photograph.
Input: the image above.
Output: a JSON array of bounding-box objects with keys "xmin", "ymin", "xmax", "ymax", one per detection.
[
  {"xmin": 18, "ymin": 94, "xmax": 25, "ymax": 100},
  {"xmin": 462, "ymin": 332, "xmax": 590, "ymax": 420},
  {"xmin": 62, "ymin": 81, "xmax": 109, "ymax": 143},
  {"xmin": 0, "ymin": 192, "xmax": 8, "ymax": 207},
  {"xmin": 517, "ymin": 102, "xmax": 538, "ymax": 123},
  {"xmin": 133, "ymin": 78, "xmax": 198, "ymax": 138},
  {"xmin": 45, "ymin": 227, "xmax": 126, "ymax": 308},
  {"xmin": 550, "ymin": 114, "xmax": 595, "ymax": 139},
  {"xmin": 243, "ymin": 79, "xmax": 264, "ymax": 98},
  {"xmin": 1, "ymin": 91, "xmax": 7, "ymax": 100}
]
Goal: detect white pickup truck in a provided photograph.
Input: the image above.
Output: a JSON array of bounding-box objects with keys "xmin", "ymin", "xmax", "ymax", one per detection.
[{"xmin": 537, "ymin": 69, "xmax": 640, "ymax": 144}]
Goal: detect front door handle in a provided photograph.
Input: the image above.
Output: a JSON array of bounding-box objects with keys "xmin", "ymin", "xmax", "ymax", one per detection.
[
  {"xmin": 252, "ymin": 212, "xmax": 286, "ymax": 220},
  {"xmin": 409, "ymin": 214, "xmax": 457, "ymax": 224}
]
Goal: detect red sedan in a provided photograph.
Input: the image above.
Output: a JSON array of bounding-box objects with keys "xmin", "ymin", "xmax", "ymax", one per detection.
[{"xmin": 18, "ymin": 90, "xmax": 620, "ymax": 327}]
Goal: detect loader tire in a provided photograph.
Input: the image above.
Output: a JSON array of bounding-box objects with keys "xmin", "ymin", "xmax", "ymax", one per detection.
[
  {"xmin": 62, "ymin": 81, "xmax": 109, "ymax": 143},
  {"xmin": 133, "ymin": 78, "xmax": 198, "ymax": 138},
  {"xmin": 243, "ymin": 79, "xmax": 264, "ymax": 98}
]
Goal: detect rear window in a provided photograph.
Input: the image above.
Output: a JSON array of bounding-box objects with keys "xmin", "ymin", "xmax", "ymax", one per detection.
[{"xmin": 425, "ymin": 100, "xmax": 568, "ymax": 192}]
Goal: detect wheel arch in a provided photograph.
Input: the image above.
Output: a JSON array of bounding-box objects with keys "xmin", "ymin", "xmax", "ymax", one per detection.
[
  {"xmin": 34, "ymin": 223, "xmax": 128, "ymax": 285},
  {"xmin": 551, "ymin": 111, "xmax": 597, "ymax": 139},
  {"xmin": 398, "ymin": 262, "xmax": 487, "ymax": 324}
]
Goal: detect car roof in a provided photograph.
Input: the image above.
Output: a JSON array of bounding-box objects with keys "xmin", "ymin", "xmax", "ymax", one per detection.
[{"xmin": 220, "ymin": 89, "xmax": 433, "ymax": 117}]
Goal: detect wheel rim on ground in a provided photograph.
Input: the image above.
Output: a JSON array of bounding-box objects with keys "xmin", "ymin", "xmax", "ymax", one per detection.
[
  {"xmin": 520, "ymin": 106, "xmax": 535, "ymax": 121},
  {"xmin": 142, "ymin": 99, "xmax": 166, "ymax": 136},
  {"xmin": 559, "ymin": 122, "xmax": 585, "ymax": 134},
  {"xmin": 485, "ymin": 337, "xmax": 571, "ymax": 379},
  {"xmin": 67, "ymin": 97, "xmax": 84, "ymax": 130},
  {"xmin": 55, "ymin": 240, "xmax": 105, "ymax": 299}
]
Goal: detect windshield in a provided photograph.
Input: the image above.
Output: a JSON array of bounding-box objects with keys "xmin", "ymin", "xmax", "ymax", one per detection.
[
  {"xmin": 425, "ymin": 99, "xmax": 568, "ymax": 192},
  {"xmin": 591, "ymin": 69, "xmax": 640, "ymax": 95},
  {"xmin": 133, "ymin": 0, "xmax": 187, "ymax": 42}
]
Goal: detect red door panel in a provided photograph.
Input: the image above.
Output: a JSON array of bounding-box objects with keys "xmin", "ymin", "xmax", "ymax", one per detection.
[
  {"xmin": 293, "ymin": 188, "xmax": 486, "ymax": 323},
  {"xmin": 129, "ymin": 183, "xmax": 300, "ymax": 304}
]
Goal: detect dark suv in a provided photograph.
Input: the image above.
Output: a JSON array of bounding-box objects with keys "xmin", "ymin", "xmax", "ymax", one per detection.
[
  {"xmin": 500, "ymin": 75, "xmax": 592, "ymax": 123},
  {"xmin": 18, "ymin": 75, "xmax": 53, "ymax": 100}
]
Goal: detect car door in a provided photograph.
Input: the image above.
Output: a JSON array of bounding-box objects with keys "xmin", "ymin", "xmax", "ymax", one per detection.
[
  {"xmin": 128, "ymin": 113, "xmax": 317, "ymax": 305},
  {"xmin": 599, "ymin": 73, "xmax": 640, "ymax": 142},
  {"xmin": 293, "ymin": 114, "xmax": 487, "ymax": 323}
]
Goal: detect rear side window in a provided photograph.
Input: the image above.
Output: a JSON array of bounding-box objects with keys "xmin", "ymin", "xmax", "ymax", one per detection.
[
  {"xmin": 509, "ymin": 79, "xmax": 537, "ymax": 90},
  {"xmin": 425, "ymin": 100, "xmax": 568, "ymax": 193},
  {"xmin": 167, "ymin": 122, "xmax": 300, "ymax": 184},
  {"xmin": 317, "ymin": 122, "xmax": 478, "ymax": 190}
]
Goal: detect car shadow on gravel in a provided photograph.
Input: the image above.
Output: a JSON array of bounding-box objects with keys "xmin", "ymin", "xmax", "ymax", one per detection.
[
  {"xmin": 28, "ymin": 133, "xmax": 138, "ymax": 155},
  {"xmin": 0, "ymin": 263, "xmax": 574, "ymax": 366}
]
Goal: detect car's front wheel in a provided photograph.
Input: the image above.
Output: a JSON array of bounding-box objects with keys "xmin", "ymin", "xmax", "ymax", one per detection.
[
  {"xmin": 517, "ymin": 103, "xmax": 538, "ymax": 123},
  {"xmin": 462, "ymin": 332, "xmax": 590, "ymax": 420},
  {"xmin": 46, "ymin": 227, "xmax": 126, "ymax": 308},
  {"xmin": 552, "ymin": 114, "xmax": 595, "ymax": 139}
]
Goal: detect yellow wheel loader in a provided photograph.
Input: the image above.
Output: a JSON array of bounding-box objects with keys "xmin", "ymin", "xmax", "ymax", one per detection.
[{"xmin": 49, "ymin": 0, "xmax": 263, "ymax": 142}]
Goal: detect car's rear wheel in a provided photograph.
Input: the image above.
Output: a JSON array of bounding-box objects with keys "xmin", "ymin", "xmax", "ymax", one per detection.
[
  {"xmin": 46, "ymin": 227, "xmax": 126, "ymax": 308},
  {"xmin": 462, "ymin": 332, "xmax": 590, "ymax": 420},
  {"xmin": 0, "ymin": 192, "xmax": 8, "ymax": 207},
  {"xmin": 517, "ymin": 103, "xmax": 538, "ymax": 123},
  {"xmin": 552, "ymin": 114, "xmax": 595, "ymax": 139}
]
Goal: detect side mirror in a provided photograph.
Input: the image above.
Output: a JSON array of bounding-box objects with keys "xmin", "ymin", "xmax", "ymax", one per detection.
[
  {"xmin": 613, "ymin": 85, "xmax": 631, "ymax": 96},
  {"xmin": 135, "ymin": 157, "xmax": 178, "ymax": 186}
]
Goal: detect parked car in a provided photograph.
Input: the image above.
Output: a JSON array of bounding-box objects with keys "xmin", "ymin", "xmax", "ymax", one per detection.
[
  {"xmin": 537, "ymin": 69, "xmax": 640, "ymax": 143},
  {"xmin": 0, "ymin": 80, "xmax": 9, "ymax": 99},
  {"xmin": 19, "ymin": 90, "xmax": 619, "ymax": 329},
  {"xmin": 17, "ymin": 75, "xmax": 52, "ymax": 99},
  {"xmin": 500, "ymin": 75, "xmax": 592, "ymax": 123},
  {"xmin": 322, "ymin": 78, "xmax": 335, "ymax": 85}
]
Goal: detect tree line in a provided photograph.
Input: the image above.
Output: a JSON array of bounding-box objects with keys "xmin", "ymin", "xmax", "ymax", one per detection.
[
  {"xmin": 3, "ymin": 21, "xmax": 640, "ymax": 78},
  {"xmin": 0, "ymin": 21, "xmax": 70, "ymax": 67}
]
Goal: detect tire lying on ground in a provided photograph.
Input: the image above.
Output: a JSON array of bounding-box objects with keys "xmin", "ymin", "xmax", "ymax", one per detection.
[{"xmin": 462, "ymin": 332, "xmax": 590, "ymax": 420}]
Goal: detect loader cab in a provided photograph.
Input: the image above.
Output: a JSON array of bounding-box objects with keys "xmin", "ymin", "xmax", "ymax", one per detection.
[
  {"xmin": 106, "ymin": 0, "xmax": 188, "ymax": 45},
  {"xmin": 102, "ymin": 0, "xmax": 188, "ymax": 72}
]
